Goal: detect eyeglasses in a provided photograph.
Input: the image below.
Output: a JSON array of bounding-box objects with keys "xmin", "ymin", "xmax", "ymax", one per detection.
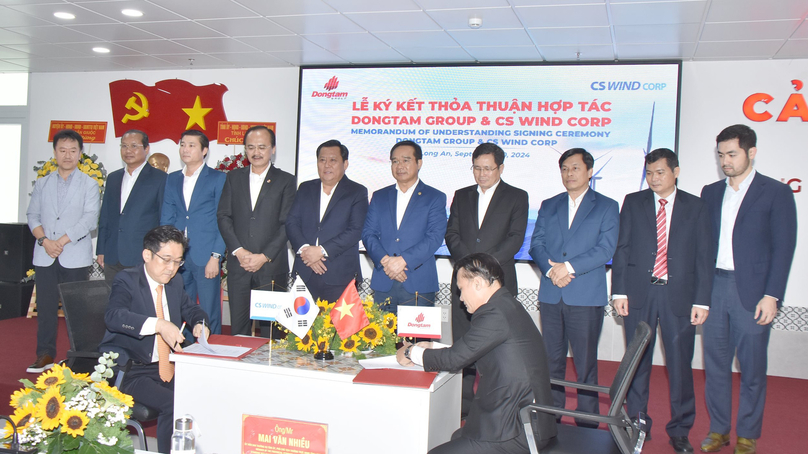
[
  {"xmin": 245, "ymin": 145, "xmax": 271, "ymax": 152},
  {"xmin": 471, "ymin": 165, "xmax": 500, "ymax": 173},
  {"xmin": 152, "ymin": 251, "xmax": 184, "ymax": 268},
  {"xmin": 120, "ymin": 144, "xmax": 144, "ymax": 151}
]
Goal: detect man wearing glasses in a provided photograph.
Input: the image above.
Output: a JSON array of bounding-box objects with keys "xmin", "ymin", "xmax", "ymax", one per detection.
[
  {"xmin": 97, "ymin": 129, "xmax": 167, "ymax": 285},
  {"xmin": 217, "ymin": 126, "xmax": 296, "ymax": 336},
  {"xmin": 362, "ymin": 140, "xmax": 447, "ymax": 314},
  {"xmin": 100, "ymin": 225, "xmax": 209, "ymax": 454},
  {"xmin": 529, "ymin": 148, "xmax": 619, "ymax": 426},
  {"xmin": 444, "ymin": 143, "xmax": 528, "ymax": 415}
]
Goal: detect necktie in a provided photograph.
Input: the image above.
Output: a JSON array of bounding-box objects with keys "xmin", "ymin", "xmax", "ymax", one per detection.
[
  {"xmin": 652, "ymin": 199, "xmax": 668, "ymax": 279},
  {"xmin": 154, "ymin": 284, "xmax": 174, "ymax": 382}
]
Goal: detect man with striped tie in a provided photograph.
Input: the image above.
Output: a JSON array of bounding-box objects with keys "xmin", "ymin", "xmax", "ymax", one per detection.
[{"xmin": 611, "ymin": 148, "xmax": 713, "ymax": 454}]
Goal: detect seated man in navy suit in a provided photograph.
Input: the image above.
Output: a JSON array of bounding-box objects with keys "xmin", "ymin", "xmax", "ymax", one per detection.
[
  {"xmin": 362, "ymin": 140, "xmax": 447, "ymax": 313},
  {"xmin": 286, "ymin": 139, "xmax": 368, "ymax": 303},
  {"xmin": 161, "ymin": 130, "xmax": 227, "ymax": 334},
  {"xmin": 99, "ymin": 226, "xmax": 209, "ymax": 454}
]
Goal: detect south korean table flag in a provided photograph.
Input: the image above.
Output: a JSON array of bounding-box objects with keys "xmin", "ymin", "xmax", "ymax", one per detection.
[{"xmin": 276, "ymin": 276, "xmax": 319, "ymax": 339}]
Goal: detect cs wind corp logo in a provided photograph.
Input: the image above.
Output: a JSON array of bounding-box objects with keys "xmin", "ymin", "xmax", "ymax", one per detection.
[{"xmin": 311, "ymin": 76, "xmax": 348, "ymax": 99}]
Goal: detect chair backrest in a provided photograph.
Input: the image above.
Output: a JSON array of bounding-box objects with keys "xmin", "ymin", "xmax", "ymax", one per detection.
[
  {"xmin": 607, "ymin": 321, "xmax": 653, "ymax": 416},
  {"xmin": 58, "ymin": 280, "xmax": 111, "ymax": 365}
]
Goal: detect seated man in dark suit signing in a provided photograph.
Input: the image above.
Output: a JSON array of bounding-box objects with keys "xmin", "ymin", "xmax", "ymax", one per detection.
[
  {"xmin": 397, "ymin": 253, "xmax": 557, "ymax": 454},
  {"xmin": 99, "ymin": 225, "xmax": 209, "ymax": 454}
]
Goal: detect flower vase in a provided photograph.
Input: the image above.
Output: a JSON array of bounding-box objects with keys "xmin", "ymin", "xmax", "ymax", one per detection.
[{"xmin": 313, "ymin": 349, "xmax": 334, "ymax": 360}]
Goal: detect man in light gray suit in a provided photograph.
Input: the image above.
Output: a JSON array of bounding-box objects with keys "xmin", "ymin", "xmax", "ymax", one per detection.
[{"xmin": 26, "ymin": 129, "xmax": 101, "ymax": 373}]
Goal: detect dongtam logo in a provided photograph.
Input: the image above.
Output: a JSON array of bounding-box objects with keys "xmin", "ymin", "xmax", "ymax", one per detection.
[
  {"xmin": 312, "ymin": 76, "xmax": 348, "ymax": 99},
  {"xmin": 408, "ymin": 312, "xmax": 431, "ymax": 328},
  {"xmin": 324, "ymin": 76, "xmax": 339, "ymax": 91}
]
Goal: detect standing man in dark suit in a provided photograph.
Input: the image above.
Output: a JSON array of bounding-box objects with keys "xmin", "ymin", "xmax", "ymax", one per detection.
[
  {"xmin": 97, "ymin": 129, "xmax": 167, "ymax": 285},
  {"xmin": 286, "ymin": 139, "xmax": 368, "ymax": 303},
  {"xmin": 700, "ymin": 125, "xmax": 796, "ymax": 454},
  {"xmin": 99, "ymin": 226, "xmax": 209, "ymax": 454},
  {"xmin": 445, "ymin": 142, "xmax": 528, "ymax": 341},
  {"xmin": 217, "ymin": 126, "xmax": 296, "ymax": 336},
  {"xmin": 397, "ymin": 253, "xmax": 557, "ymax": 454},
  {"xmin": 362, "ymin": 140, "xmax": 447, "ymax": 314},
  {"xmin": 26, "ymin": 129, "xmax": 100, "ymax": 373},
  {"xmin": 161, "ymin": 130, "xmax": 227, "ymax": 334},
  {"xmin": 612, "ymin": 148, "xmax": 712, "ymax": 454},
  {"xmin": 529, "ymin": 148, "xmax": 619, "ymax": 426}
]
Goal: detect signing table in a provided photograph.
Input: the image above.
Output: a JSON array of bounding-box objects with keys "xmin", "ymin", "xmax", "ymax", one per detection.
[{"xmin": 172, "ymin": 343, "xmax": 461, "ymax": 454}]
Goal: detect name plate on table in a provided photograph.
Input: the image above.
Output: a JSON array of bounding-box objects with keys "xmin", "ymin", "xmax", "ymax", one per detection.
[
  {"xmin": 397, "ymin": 306, "xmax": 442, "ymax": 339},
  {"xmin": 242, "ymin": 415, "xmax": 327, "ymax": 454},
  {"xmin": 250, "ymin": 289, "xmax": 291, "ymax": 321}
]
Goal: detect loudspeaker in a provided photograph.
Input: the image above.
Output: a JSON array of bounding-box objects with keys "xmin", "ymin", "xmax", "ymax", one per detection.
[
  {"xmin": 0, "ymin": 281, "xmax": 34, "ymax": 320},
  {"xmin": 0, "ymin": 223, "xmax": 35, "ymax": 283}
]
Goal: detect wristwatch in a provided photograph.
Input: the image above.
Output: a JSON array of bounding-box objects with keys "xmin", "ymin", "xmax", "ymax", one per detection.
[
  {"xmin": 404, "ymin": 345, "xmax": 412, "ymax": 361},
  {"xmin": 37, "ymin": 237, "xmax": 46, "ymax": 246},
  {"xmin": 211, "ymin": 252, "xmax": 222, "ymax": 259}
]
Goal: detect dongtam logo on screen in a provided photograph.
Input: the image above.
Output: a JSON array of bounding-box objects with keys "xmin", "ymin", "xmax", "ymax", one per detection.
[{"xmin": 312, "ymin": 76, "xmax": 348, "ymax": 99}]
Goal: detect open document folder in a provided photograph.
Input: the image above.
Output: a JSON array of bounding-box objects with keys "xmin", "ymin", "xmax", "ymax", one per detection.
[{"xmin": 180, "ymin": 334, "xmax": 268, "ymax": 359}]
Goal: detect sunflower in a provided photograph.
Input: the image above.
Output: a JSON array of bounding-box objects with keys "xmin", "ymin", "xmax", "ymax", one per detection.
[
  {"xmin": 37, "ymin": 386, "xmax": 65, "ymax": 430},
  {"xmin": 5, "ymin": 402, "xmax": 37, "ymax": 435},
  {"xmin": 296, "ymin": 334, "xmax": 314, "ymax": 352},
  {"xmin": 362, "ymin": 297, "xmax": 374, "ymax": 309},
  {"xmin": 69, "ymin": 370, "xmax": 93, "ymax": 382},
  {"xmin": 316, "ymin": 299, "xmax": 330, "ymax": 312},
  {"xmin": 61, "ymin": 409, "xmax": 89, "ymax": 437},
  {"xmin": 9, "ymin": 387, "xmax": 35, "ymax": 409},
  {"xmin": 360, "ymin": 323, "xmax": 384, "ymax": 346},
  {"xmin": 339, "ymin": 335, "xmax": 361, "ymax": 353},
  {"xmin": 383, "ymin": 313, "xmax": 397, "ymax": 332},
  {"xmin": 35, "ymin": 368, "xmax": 66, "ymax": 389},
  {"xmin": 93, "ymin": 381, "xmax": 134, "ymax": 407},
  {"xmin": 316, "ymin": 336, "xmax": 330, "ymax": 352},
  {"xmin": 322, "ymin": 314, "xmax": 333, "ymax": 329}
]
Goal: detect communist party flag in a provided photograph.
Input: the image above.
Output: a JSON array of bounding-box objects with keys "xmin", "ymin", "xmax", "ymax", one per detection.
[
  {"xmin": 109, "ymin": 79, "xmax": 228, "ymax": 142},
  {"xmin": 330, "ymin": 280, "xmax": 369, "ymax": 339}
]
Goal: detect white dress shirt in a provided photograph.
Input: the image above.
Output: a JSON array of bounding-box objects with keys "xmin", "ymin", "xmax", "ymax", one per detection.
[
  {"xmin": 138, "ymin": 266, "xmax": 171, "ymax": 363},
  {"xmin": 297, "ymin": 180, "xmax": 340, "ymax": 256},
  {"xmin": 717, "ymin": 170, "xmax": 756, "ymax": 270},
  {"xmin": 120, "ymin": 161, "xmax": 147, "ymax": 212},
  {"xmin": 182, "ymin": 164, "xmax": 204, "ymax": 210},
  {"xmin": 546, "ymin": 189, "xmax": 588, "ymax": 277},
  {"xmin": 477, "ymin": 179, "xmax": 500, "ymax": 229},
  {"xmin": 395, "ymin": 178, "xmax": 420, "ymax": 229},
  {"xmin": 249, "ymin": 164, "xmax": 271, "ymax": 210}
]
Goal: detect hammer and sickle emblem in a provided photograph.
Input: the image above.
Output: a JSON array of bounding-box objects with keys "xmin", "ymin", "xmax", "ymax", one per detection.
[{"xmin": 121, "ymin": 92, "xmax": 149, "ymax": 123}]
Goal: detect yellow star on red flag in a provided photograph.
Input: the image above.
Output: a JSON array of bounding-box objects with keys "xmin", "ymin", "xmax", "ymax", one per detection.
[
  {"xmin": 333, "ymin": 298, "xmax": 355, "ymax": 320},
  {"xmin": 182, "ymin": 95, "xmax": 212, "ymax": 130}
]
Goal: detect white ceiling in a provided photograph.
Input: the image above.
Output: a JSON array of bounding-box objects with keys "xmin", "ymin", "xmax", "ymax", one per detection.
[{"xmin": 0, "ymin": 0, "xmax": 806, "ymax": 72}]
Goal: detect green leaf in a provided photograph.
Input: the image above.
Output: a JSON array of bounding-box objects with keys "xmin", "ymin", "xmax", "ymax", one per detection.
[
  {"xmin": 19, "ymin": 378, "xmax": 35, "ymax": 388},
  {"xmin": 63, "ymin": 433, "xmax": 81, "ymax": 450}
]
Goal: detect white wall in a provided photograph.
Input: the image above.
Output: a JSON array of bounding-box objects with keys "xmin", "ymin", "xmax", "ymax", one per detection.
[{"xmin": 21, "ymin": 60, "xmax": 808, "ymax": 378}]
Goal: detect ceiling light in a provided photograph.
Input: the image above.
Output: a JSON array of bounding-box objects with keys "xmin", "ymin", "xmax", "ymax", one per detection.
[
  {"xmin": 121, "ymin": 9, "xmax": 143, "ymax": 17},
  {"xmin": 93, "ymin": 47, "xmax": 110, "ymax": 54},
  {"xmin": 54, "ymin": 12, "xmax": 75, "ymax": 20}
]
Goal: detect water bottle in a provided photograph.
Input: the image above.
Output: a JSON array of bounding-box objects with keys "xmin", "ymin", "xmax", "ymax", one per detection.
[{"xmin": 171, "ymin": 416, "xmax": 195, "ymax": 454}]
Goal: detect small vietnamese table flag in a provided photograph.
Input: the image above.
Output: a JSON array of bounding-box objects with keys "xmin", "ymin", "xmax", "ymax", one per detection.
[{"xmin": 330, "ymin": 280, "xmax": 369, "ymax": 339}]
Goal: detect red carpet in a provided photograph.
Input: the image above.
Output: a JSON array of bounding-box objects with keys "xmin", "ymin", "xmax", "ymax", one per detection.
[{"xmin": 1, "ymin": 316, "xmax": 806, "ymax": 452}]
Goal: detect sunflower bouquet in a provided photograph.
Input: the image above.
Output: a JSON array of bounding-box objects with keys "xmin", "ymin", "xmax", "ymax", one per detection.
[
  {"xmin": 281, "ymin": 296, "xmax": 400, "ymax": 358},
  {"xmin": 1, "ymin": 353, "xmax": 134, "ymax": 453},
  {"xmin": 33, "ymin": 153, "xmax": 108, "ymax": 194}
]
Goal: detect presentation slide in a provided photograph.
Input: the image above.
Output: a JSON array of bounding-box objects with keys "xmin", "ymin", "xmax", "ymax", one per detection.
[{"xmin": 297, "ymin": 63, "xmax": 681, "ymax": 260}]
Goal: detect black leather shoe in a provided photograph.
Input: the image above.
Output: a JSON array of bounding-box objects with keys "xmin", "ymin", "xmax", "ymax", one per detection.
[
  {"xmin": 26, "ymin": 354, "xmax": 54, "ymax": 373},
  {"xmin": 670, "ymin": 436, "xmax": 694, "ymax": 453}
]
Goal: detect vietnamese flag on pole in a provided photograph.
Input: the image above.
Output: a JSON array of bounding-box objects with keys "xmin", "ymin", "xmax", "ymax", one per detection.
[
  {"xmin": 330, "ymin": 280, "xmax": 369, "ymax": 339},
  {"xmin": 109, "ymin": 79, "xmax": 228, "ymax": 143}
]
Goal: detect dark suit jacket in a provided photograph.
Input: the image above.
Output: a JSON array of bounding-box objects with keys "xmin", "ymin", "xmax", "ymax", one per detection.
[
  {"xmin": 362, "ymin": 180, "xmax": 447, "ymax": 293},
  {"xmin": 160, "ymin": 165, "xmax": 227, "ymax": 266},
  {"xmin": 99, "ymin": 266, "xmax": 208, "ymax": 365},
  {"xmin": 286, "ymin": 176, "xmax": 368, "ymax": 286},
  {"xmin": 423, "ymin": 288, "xmax": 557, "ymax": 445},
  {"xmin": 217, "ymin": 165, "xmax": 296, "ymax": 277},
  {"xmin": 445, "ymin": 180, "xmax": 528, "ymax": 294},
  {"xmin": 529, "ymin": 189, "xmax": 619, "ymax": 306},
  {"xmin": 612, "ymin": 189, "xmax": 713, "ymax": 316},
  {"xmin": 97, "ymin": 164, "xmax": 167, "ymax": 266},
  {"xmin": 701, "ymin": 172, "xmax": 797, "ymax": 311}
]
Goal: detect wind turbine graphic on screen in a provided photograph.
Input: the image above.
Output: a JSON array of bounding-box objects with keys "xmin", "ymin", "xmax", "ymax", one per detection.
[{"xmin": 639, "ymin": 102, "xmax": 656, "ymax": 191}]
